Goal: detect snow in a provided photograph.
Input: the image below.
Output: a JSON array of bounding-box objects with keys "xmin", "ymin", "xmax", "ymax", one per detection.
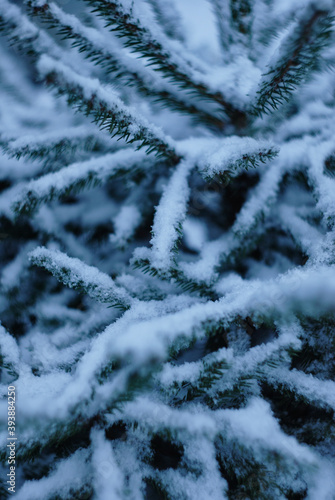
[
  {"xmin": 14, "ymin": 449, "xmax": 91, "ymax": 500},
  {"xmin": 29, "ymin": 247, "xmax": 133, "ymax": 306},
  {"xmin": 0, "ymin": 324, "xmax": 20, "ymax": 373},
  {"xmin": 13, "ymin": 149, "xmax": 149, "ymax": 214},
  {"xmin": 182, "ymin": 217, "xmax": 208, "ymax": 252},
  {"xmin": 197, "ymin": 136, "xmax": 277, "ymax": 178},
  {"xmin": 91, "ymin": 429, "xmax": 124, "ymax": 500},
  {"xmin": 2, "ymin": 125, "xmax": 104, "ymax": 154},
  {"xmin": 216, "ymin": 398, "xmax": 318, "ymax": 465},
  {"xmin": 37, "ymin": 55, "xmax": 176, "ymax": 153},
  {"xmin": 34, "ymin": 0, "xmax": 192, "ymax": 109},
  {"xmin": 251, "ymin": 2, "xmax": 334, "ymax": 113},
  {"xmin": 179, "ymin": 136, "xmax": 317, "ymax": 284},
  {"xmin": 159, "ymin": 437, "xmax": 228, "ymax": 499},
  {"xmin": 265, "ymin": 367, "xmax": 335, "ymax": 412},
  {"xmin": 1, "ymin": 243, "xmax": 36, "ymax": 291},
  {"xmin": 149, "ymin": 160, "xmax": 193, "ymax": 270},
  {"xmin": 1, "ymin": 0, "xmax": 335, "ymax": 498},
  {"xmin": 147, "ymin": 0, "xmax": 185, "ymax": 42},
  {"xmin": 110, "ymin": 204, "xmax": 142, "ymax": 247}
]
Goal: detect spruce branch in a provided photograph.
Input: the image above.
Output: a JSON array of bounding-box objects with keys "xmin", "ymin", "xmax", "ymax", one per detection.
[
  {"xmin": 0, "ymin": 126, "xmax": 111, "ymax": 169},
  {"xmin": 12, "ymin": 149, "xmax": 151, "ymax": 216},
  {"xmin": 29, "ymin": 247, "xmax": 133, "ymax": 309},
  {"xmin": 83, "ymin": 0, "xmax": 246, "ymax": 125},
  {"xmin": 37, "ymin": 55, "xmax": 180, "ymax": 163},
  {"xmin": 27, "ymin": 0, "xmax": 225, "ymax": 131},
  {"xmin": 252, "ymin": 6, "xmax": 334, "ymax": 116},
  {"xmin": 0, "ymin": 0, "xmax": 62, "ymax": 61},
  {"xmin": 148, "ymin": 159, "xmax": 193, "ymax": 271},
  {"xmin": 174, "ymin": 359, "xmax": 230, "ymax": 405},
  {"xmin": 263, "ymin": 366, "xmax": 335, "ymax": 413},
  {"xmin": 198, "ymin": 137, "xmax": 279, "ymax": 182},
  {"xmin": 2, "ymin": 0, "xmax": 335, "ymax": 496},
  {"xmin": 181, "ymin": 155, "xmax": 291, "ymax": 286},
  {"xmin": 132, "ymin": 257, "xmax": 216, "ymax": 299}
]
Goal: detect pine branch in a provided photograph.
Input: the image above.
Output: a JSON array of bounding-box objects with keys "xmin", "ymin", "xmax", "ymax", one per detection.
[
  {"xmin": 83, "ymin": 0, "xmax": 246, "ymax": 125},
  {"xmin": 29, "ymin": 247, "xmax": 133, "ymax": 309},
  {"xmin": 12, "ymin": 149, "xmax": 151, "ymax": 216},
  {"xmin": 37, "ymin": 55, "xmax": 180, "ymax": 163},
  {"xmin": 27, "ymin": 0, "xmax": 225, "ymax": 131},
  {"xmin": 252, "ymin": 6, "xmax": 334, "ymax": 116}
]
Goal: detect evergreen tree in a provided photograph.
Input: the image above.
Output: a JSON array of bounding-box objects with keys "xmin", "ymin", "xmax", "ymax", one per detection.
[{"xmin": 1, "ymin": 0, "xmax": 335, "ymax": 498}]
